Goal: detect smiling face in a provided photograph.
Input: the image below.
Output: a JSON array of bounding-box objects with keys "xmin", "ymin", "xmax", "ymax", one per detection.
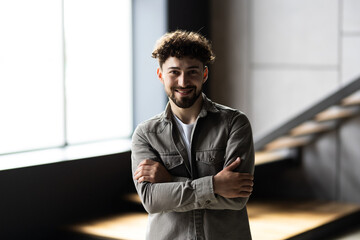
[{"xmin": 158, "ymin": 56, "xmax": 208, "ymax": 109}]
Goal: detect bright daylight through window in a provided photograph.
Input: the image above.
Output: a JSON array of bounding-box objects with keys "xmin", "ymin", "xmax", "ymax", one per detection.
[{"xmin": 0, "ymin": 0, "xmax": 132, "ymax": 155}]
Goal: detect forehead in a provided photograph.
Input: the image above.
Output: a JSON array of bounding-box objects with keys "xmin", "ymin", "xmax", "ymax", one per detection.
[{"xmin": 162, "ymin": 56, "xmax": 204, "ymax": 69}]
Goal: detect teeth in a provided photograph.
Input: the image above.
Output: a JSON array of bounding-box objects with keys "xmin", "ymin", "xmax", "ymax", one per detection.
[{"xmin": 177, "ymin": 89, "xmax": 191, "ymax": 93}]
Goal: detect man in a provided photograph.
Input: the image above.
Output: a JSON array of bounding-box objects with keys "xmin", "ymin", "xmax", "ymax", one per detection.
[{"xmin": 131, "ymin": 30, "xmax": 254, "ymax": 240}]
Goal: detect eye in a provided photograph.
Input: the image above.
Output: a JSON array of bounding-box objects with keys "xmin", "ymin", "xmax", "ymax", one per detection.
[
  {"xmin": 169, "ymin": 70, "xmax": 180, "ymax": 75},
  {"xmin": 188, "ymin": 70, "xmax": 199, "ymax": 75}
]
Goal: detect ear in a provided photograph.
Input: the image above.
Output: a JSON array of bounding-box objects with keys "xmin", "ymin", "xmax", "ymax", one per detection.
[
  {"xmin": 203, "ymin": 66, "xmax": 209, "ymax": 83},
  {"xmin": 157, "ymin": 68, "xmax": 164, "ymax": 84}
]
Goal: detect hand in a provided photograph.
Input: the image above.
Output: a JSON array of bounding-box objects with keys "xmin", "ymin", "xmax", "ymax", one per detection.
[
  {"xmin": 213, "ymin": 157, "xmax": 254, "ymax": 198},
  {"xmin": 134, "ymin": 159, "xmax": 173, "ymax": 183}
]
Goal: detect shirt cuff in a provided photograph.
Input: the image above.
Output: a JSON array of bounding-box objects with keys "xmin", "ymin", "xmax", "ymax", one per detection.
[
  {"xmin": 172, "ymin": 176, "xmax": 189, "ymax": 182},
  {"xmin": 194, "ymin": 176, "xmax": 218, "ymax": 207}
]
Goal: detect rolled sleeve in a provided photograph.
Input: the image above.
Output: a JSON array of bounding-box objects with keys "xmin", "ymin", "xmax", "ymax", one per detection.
[
  {"xmin": 194, "ymin": 175, "xmax": 217, "ymax": 206},
  {"xmin": 172, "ymin": 176, "xmax": 218, "ymax": 212}
]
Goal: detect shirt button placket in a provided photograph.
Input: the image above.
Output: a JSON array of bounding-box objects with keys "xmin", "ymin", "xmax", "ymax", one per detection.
[{"xmin": 194, "ymin": 209, "xmax": 205, "ymax": 240}]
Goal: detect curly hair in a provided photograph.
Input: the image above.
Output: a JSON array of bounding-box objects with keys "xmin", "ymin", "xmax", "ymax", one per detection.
[{"xmin": 152, "ymin": 30, "xmax": 215, "ymax": 68}]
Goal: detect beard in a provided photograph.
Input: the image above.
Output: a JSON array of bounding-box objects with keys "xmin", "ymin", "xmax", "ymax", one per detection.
[{"xmin": 168, "ymin": 85, "xmax": 202, "ymax": 108}]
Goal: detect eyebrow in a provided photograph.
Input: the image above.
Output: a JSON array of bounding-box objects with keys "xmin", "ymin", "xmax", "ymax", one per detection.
[{"xmin": 167, "ymin": 65, "xmax": 201, "ymax": 70}]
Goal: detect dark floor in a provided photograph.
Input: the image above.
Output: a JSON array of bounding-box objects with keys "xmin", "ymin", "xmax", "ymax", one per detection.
[{"xmin": 330, "ymin": 225, "xmax": 360, "ymax": 240}]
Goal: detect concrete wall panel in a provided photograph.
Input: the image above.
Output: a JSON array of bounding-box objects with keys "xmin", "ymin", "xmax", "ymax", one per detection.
[
  {"xmin": 251, "ymin": 69, "xmax": 338, "ymax": 137},
  {"xmin": 252, "ymin": 0, "xmax": 338, "ymax": 66},
  {"xmin": 343, "ymin": 0, "xmax": 360, "ymax": 32},
  {"xmin": 341, "ymin": 36, "xmax": 360, "ymax": 83}
]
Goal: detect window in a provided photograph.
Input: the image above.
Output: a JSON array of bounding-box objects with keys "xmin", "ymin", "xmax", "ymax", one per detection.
[{"xmin": 0, "ymin": 0, "xmax": 132, "ymax": 155}]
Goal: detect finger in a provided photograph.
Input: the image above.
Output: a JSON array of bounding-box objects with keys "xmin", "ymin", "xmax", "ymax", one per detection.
[
  {"xmin": 225, "ymin": 157, "xmax": 241, "ymax": 171},
  {"xmin": 134, "ymin": 169, "xmax": 152, "ymax": 180},
  {"xmin": 239, "ymin": 185, "xmax": 253, "ymax": 192},
  {"xmin": 238, "ymin": 173, "xmax": 254, "ymax": 180},
  {"xmin": 138, "ymin": 175, "xmax": 155, "ymax": 183},
  {"xmin": 134, "ymin": 165, "xmax": 149, "ymax": 175},
  {"xmin": 134, "ymin": 163, "xmax": 158, "ymax": 176},
  {"xmin": 138, "ymin": 176, "xmax": 147, "ymax": 183},
  {"xmin": 138, "ymin": 159, "xmax": 153, "ymax": 167},
  {"xmin": 137, "ymin": 159, "xmax": 157, "ymax": 169},
  {"xmin": 134, "ymin": 171, "xmax": 143, "ymax": 180},
  {"xmin": 134, "ymin": 166, "xmax": 142, "ymax": 176},
  {"xmin": 134, "ymin": 166, "xmax": 145, "ymax": 177},
  {"xmin": 238, "ymin": 191, "xmax": 252, "ymax": 198},
  {"xmin": 238, "ymin": 179, "xmax": 254, "ymax": 187}
]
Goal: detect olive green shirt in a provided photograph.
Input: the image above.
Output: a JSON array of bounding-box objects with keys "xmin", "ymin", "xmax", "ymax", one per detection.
[{"xmin": 131, "ymin": 94, "xmax": 255, "ymax": 240}]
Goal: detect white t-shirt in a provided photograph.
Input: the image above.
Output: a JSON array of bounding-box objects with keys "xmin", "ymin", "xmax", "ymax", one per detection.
[{"xmin": 173, "ymin": 114, "xmax": 195, "ymax": 163}]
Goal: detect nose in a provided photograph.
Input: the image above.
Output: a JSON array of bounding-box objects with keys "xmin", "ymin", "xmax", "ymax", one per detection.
[{"xmin": 177, "ymin": 72, "xmax": 188, "ymax": 87}]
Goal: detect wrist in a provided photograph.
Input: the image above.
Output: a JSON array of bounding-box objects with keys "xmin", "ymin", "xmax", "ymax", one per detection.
[{"xmin": 213, "ymin": 175, "xmax": 219, "ymax": 194}]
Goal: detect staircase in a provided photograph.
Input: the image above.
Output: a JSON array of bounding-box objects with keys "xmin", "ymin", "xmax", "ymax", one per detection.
[
  {"xmin": 66, "ymin": 76, "xmax": 360, "ymax": 240},
  {"xmin": 254, "ymin": 76, "xmax": 360, "ymax": 165},
  {"xmin": 250, "ymin": 75, "xmax": 360, "ymax": 239}
]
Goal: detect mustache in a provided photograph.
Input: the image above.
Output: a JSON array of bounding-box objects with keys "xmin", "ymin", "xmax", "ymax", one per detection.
[{"xmin": 171, "ymin": 86, "xmax": 196, "ymax": 90}]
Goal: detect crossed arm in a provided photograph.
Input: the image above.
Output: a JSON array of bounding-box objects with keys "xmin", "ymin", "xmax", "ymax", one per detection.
[
  {"xmin": 134, "ymin": 157, "xmax": 254, "ymax": 199},
  {"xmin": 132, "ymin": 112, "xmax": 255, "ymax": 213}
]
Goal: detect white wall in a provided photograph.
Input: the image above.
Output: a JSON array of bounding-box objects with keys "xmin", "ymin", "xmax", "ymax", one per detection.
[
  {"xmin": 250, "ymin": 0, "xmax": 339, "ymax": 137},
  {"xmin": 211, "ymin": 0, "xmax": 360, "ymax": 138},
  {"xmin": 211, "ymin": 0, "xmax": 360, "ymax": 203}
]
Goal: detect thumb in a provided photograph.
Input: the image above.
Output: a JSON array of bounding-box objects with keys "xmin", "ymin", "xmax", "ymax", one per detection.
[{"xmin": 225, "ymin": 157, "xmax": 241, "ymax": 171}]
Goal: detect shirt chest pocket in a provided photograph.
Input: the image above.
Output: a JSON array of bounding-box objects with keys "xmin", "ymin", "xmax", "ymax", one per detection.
[
  {"xmin": 195, "ymin": 149, "xmax": 225, "ymax": 176},
  {"xmin": 160, "ymin": 153, "xmax": 190, "ymax": 178}
]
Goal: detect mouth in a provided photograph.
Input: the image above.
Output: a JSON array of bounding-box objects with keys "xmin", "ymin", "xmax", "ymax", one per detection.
[{"xmin": 174, "ymin": 87, "xmax": 195, "ymax": 96}]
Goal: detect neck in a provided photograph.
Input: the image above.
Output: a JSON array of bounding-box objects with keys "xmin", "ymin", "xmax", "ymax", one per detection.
[{"xmin": 170, "ymin": 94, "xmax": 203, "ymax": 124}]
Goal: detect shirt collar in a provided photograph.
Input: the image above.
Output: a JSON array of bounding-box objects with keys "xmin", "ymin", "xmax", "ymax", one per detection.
[{"xmin": 162, "ymin": 93, "xmax": 219, "ymax": 122}]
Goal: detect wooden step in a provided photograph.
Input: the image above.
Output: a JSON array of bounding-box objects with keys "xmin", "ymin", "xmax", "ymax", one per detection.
[
  {"xmin": 315, "ymin": 106, "xmax": 360, "ymax": 122},
  {"xmin": 342, "ymin": 91, "xmax": 360, "ymax": 106},
  {"xmin": 70, "ymin": 199, "xmax": 360, "ymax": 240},
  {"xmin": 265, "ymin": 136, "xmax": 312, "ymax": 151},
  {"xmin": 290, "ymin": 121, "xmax": 335, "ymax": 137},
  {"xmin": 255, "ymin": 148, "xmax": 295, "ymax": 165}
]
